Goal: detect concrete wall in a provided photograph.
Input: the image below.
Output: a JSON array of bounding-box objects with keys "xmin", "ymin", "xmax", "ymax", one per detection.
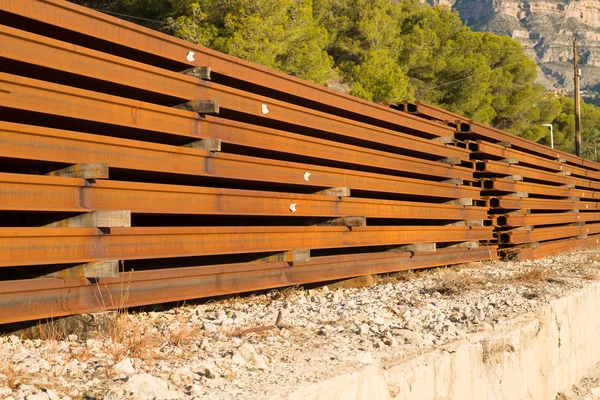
[{"xmin": 283, "ymin": 282, "xmax": 600, "ymax": 400}]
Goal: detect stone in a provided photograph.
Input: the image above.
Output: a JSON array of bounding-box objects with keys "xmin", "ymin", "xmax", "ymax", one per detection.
[
  {"xmin": 0, "ymin": 387, "xmax": 12, "ymax": 397},
  {"xmin": 237, "ymin": 343, "xmax": 269, "ymax": 370},
  {"xmin": 202, "ymin": 322, "xmax": 218, "ymax": 333},
  {"xmin": 124, "ymin": 373, "xmax": 183, "ymax": 400},
  {"xmin": 356, "ymin": 351, "xmax": 373, "ymax": 364},
  {"xmin": 26, "ymin": 392, "xmax": 49, "ymax": 400},
  {"xmin": 44, "ymin": 389, "xmax": 60, "ymax": 400},
  {"xmin": 114, "ymin": 358, "xmax": 135, "ymax": 376}
]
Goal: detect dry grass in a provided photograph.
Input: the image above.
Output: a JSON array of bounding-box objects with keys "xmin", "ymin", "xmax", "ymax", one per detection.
[
  {"xmin": 581, "ymin": 271, "xmax": 600, "ymax": 281},
  {"xmin": 427, "ymin": 268, "xmax": 484, "ymax": 295},
  {"xmin": 513, "ymin": 267, "xmax": 552, "ymax": 284}
]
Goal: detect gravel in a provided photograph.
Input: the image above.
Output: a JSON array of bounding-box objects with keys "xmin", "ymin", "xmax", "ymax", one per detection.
[{"xmin": 2, "ymin": 248, "xmax": 600, "ymax": 399}]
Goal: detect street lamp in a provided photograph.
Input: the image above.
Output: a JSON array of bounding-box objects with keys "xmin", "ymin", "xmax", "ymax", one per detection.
[{"xmin": 541, "ymin": 124, "xmax": 554, "ymax": 149}]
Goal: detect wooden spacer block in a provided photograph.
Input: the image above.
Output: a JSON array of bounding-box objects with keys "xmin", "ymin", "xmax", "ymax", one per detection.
[
  {"xmin": 557, "ymin": 158, "xmax": 567, "ymax": 163},
  {"xmin": 47, "ymin": 163, "xmax": 108, "ymax": 179},
  {"xmin": 497, "ymin": 141, "xmax": 512, "ymax": 148},
  {"xmin": 444, "ymin": 241, "xmax": 479, "ymax": 249},
  {"xmin": 432, "ymin": 136, "xmax": 455, "ymax": 144},
  {"xmin": 174, "ymin": 99, "xmax": 219, "ymax": 114},
  {"xmin": 559, "ymin": 171, "xmax": 572, "ymax": 176},
  {"xmin": 499, "ymin": 158, "xmax": 519, "ymax": 165},
  {"xmin": 445, "ymin": 198, "xmax": 473, "ymax": 206},
  {"xmin": 390, "ymin": 242, "xmax": 436, "ymax": 253},
  {"xmin": 45, "ymin": 211, "xmax": 131, "ymax": 228},
  {"xmin": 561, "ymin": 184, "xmax": 575, "ymax": 189},
  {"xmin": 567, "ymin": 197, "xmax": 580, "ymax": 201},
  {"xmin": 506, "ymin": 175, "xmax": 523, "ymax": 181},
  {"xmin": 315, "ymin": 187, "xmax": 351, "ymax": 197},
  {"xmin": 443, "ymin": 178, "xmax": 464, "ymax": 185},
  {"xmin": 180, "ymin": 66, "xmax": 211, "ymax": 80},
  {"xmin": 184, "ymin": 138, "xmax": 222, "ymax": 152},
  {"xmin": 506, "ymin": 192, "xmax": 528, "ymax": 198},
  {"xmin": 257, "ymin": 250, "xmax": 310, "ymax": 265},
  {"xmin": 448, "ymin": 219, "xmax": 484, "ymax": 227},
  {"xmin": 315, "ymin": 216, "xmax": 366, "ymax": 227},
  {"xmin": 40, "ymin": 260, "xmax": 120, "ymax": 278},
  {"xmin": 438, "ymin": 157, "xmax": 461, "ymax": 165}
]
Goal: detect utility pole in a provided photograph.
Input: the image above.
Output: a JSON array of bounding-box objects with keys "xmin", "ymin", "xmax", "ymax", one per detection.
[{"xmin": 574, "ymin": 38, "xmax": 582, "ymax": 157}]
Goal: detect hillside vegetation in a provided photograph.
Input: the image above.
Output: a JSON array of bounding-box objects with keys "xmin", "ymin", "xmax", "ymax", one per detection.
[{"xmin": 71, "ymin": 0, "xmax": 600, "ymax": 160}]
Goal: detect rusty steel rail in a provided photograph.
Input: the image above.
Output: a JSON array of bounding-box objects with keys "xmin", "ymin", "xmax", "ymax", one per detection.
[
  {"xmin": 393, "ymin": 101, "xmax": 465, "ymax": 127},
  {"xmin": 493, "ymin": 212, "xmax": 590, "ymax": 227},
  {"xmin": 0, "ymin": 226, "xmax": 494, "ymax": 267},
  {"xmin": 482, "ymin": 179, "xmax": 589, "ymax": 199},
  {"xmin": 0, "ymin": 121, "xmax": 473, "ymax": 182},
  {"xmin": 469, "ymin": 141, "xmax": 568, "ymax": 173},
  {"xmin": 497, "ymin": 225, "xmax": 583, "ymax": 244},
  {"xmin": 0, "ymin": 246, "xmax": 498, "ymax": 325},
  {"xmin": 509, "ymin": 237, "xmax": 587, "ymax": 260},
  {"xmin": 0, "ymin": 72, "xmax": 469, "ymax": 162},
  {"xmin": 0, "ymin": 126, "xmax": 479, "ymax": 201},
  {"xmin": 476, "ymin": 160, "xmax": 592, "ymax": 189},
  {"xmin": 0, "ymin": 0, "xmax": 460, "ymax": 141},
  {"xmin": 0, "ymin": 173, "xmax": 488, "ymax": 220},
  {"xmin": 485, "ymin": 197, "xmax": 597, "ymax": 211}
]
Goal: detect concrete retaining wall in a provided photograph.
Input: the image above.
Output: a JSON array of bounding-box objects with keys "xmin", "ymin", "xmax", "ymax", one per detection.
[{"xmin": 283, "ymin": 282, "xmax": 600, "ymax": 400}]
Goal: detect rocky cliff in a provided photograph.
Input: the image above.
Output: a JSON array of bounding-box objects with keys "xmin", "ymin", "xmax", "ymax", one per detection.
[{"xmin": 431, "ymin": 0, "xmax": 600, "ymax": 95}]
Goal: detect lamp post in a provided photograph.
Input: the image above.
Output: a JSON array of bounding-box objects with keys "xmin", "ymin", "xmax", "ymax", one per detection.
[{"xmin": 541, "ymin": 124, "xmax": 554, "ymax": 149}]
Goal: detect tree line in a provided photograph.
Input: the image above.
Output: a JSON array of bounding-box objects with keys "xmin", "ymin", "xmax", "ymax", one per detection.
[{"xmin": 70, "ymin": 0, "xmax": 600, "ymax": 160}]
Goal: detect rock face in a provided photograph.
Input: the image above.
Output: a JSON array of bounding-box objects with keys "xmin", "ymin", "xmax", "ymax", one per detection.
[{"xmin": 428, "ymin": 0, "xmax": 600, "ymax": 93}]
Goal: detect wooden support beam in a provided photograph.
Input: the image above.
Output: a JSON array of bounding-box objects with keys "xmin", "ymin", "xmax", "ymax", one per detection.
[
  {"xmin": 432, "ymin": 136, "xmax": 455, "ymax": 144},
  {"xmin": 445, "ymin": 198, "xmax": 473, "ymax": 206},
  {"xmin": 40, "ymin": 260, "xmax": 120, "ymax": 278},
  {"xmin": 441, "ymin": 241, "xmax": 480, "ymax": 249},
  {"xmin": 561, "ymin": 184, "xmax": 576, "ymax": 189},
  {"xmin": 447, "ymin": 220, "xmax": 485, "ymax": 227},
  {"xmin": 443, "ymin": 178, "xmax": 464, "ymax": 185},
  {"xmin": 506, "ymin": 192, "xmax": 528, "ymax": 198},
  {"xmin": 439, "ymin": 157, "xmax": 461, "ymax": 165},
  {"xmin": 180, "ymin": 66, "xmax": 211, "ymax": 80},
  {"xmin": 174, "ymin": 99, "xmax": 219, "ymax": 114},
  {"xmin": 256, "ymin": 250, "xmax": 310, "ymax": 265},
  {"xmin": 314, "ymin": 216, "xmax": 366, "ymax": 227},
  {"xmin": 497, "ymin": 141, "xmax": 512, "ymax": 148},
  {"xmin": 499, "ymin": 158, "xmax": 519, "ymax": 165},
  {"xmin": 47, "ymin": 163, "xmax": 108, "ymax": 179},
  {"xmin": 506, "ymin": 175, "xmax": 523, "ymax": 181},
  {"xmin": 389, "ymin": 242, "xmax": 436, "ymax": 253},
  {"xmin": 183, "ymin": 138, "xmax": 222, "ymax": 152},
  {"xmin": 314, "ymin": 187, "xmax": 351, "ymax": 197},
  {"xmin": 45, "ymin": 211, "xmax": 131, "ymax": 228},
  {"xmin": 557, "ymin": 158, "xmax": 567, "ymax": 163}
]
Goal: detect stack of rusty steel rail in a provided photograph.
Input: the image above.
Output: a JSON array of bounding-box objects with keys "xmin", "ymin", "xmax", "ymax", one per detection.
[
  {"xmin": 0, "ymin": 0, "xmax": 497, "ymax": 325},
  {"xmin": 395, "ymin": 100, "xmax": 600, "ymax": 260}
]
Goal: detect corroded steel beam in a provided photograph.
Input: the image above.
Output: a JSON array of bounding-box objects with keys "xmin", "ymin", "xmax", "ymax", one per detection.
[
  {"xmin": 0, "ymin": 173, "xmax": 488, "ymax": 220},
  {"xmin": 0, "ymin": 0, "xmax": 459, "ymax": 141},
  {"xmin": 0, "ymin": 121, "xmax": 473, "ymax": 182},
  {"xmin": 485, "ymin": 197, "xmax": 596, "ymax": 211},
  {"xmin": 0, "ymin": 71, "xmax": 468, "ymax": 162},
  {"xmin": 0, "ymin": 246, "xmax": 497, "ymax": 324},
  {"xmin": 0, "ymin": 226, "xmax": 494, "ymax": 267},
  {"xmin": 498, "ymin": 225, "xmax": 583, "ymax": 244}
]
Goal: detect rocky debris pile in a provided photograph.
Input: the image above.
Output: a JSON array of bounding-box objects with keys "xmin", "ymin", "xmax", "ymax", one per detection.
[
  {"xmin": 557, "ymin": 362, "xmax": 600, "ymax": 400},
  {"xmin": 1, "ymin": 248, "xmax": 600, "ymax": 399}
]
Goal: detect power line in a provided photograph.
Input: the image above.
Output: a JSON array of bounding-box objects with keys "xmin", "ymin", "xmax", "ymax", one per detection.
[
  {"xmin": 91, "ymin": 8, "xmax": 169, "ymax": 25},
  {"xmin": 419, "ymin": 60, "xmax": 526, "ymax": 93}
]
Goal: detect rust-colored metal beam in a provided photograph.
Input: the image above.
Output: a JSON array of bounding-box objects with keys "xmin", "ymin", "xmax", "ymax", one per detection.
[
  {"xmin": 0, "ymin": 0, "xmax": 459, "ymax": 141},
  {"xmin": 498, "ymin": 225, "xmax": 583, "ymax": 244},
  {"xmin": 0, "ymin": 125, "xmax": 479, "ymax": 200},
  {"xmin": 0, "ymin": 72, "xmax": 468, "ymax": 162},
  {"xmin": 0, "ymin": 226, "xmax": 493, "ymax": 267},
  {"xmin": 0, "ymin": 121, "xmax": 473, "ymax": 183},
  {"xmin": 485, "ymin": 197, "xmax": 597, "ymax": 211},
  {"xmin": 0, "ymin": 246, "xmax": 497, "ymax": 324},
  {"xmin": 493, "ymin": 212, "xmax": 591, "ymax": 227},
  {"xmin": 0, "ymin": 173, "xmax": 488, "ymax": 220},
  {"xmin": 469, "ymin": 141, "xmax": 567, "ymax": 173},
  {"xmin": 482, "ymin": 179, "xmax": 589, "ymax": 198},
  {"xmin": 475, "ymin": 160, "xmax": 588, "ymax": 187}
]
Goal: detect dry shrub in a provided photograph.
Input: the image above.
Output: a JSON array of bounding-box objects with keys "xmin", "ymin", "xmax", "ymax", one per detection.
[
  {"xmin": 428, "ymin": 268, "xmax": 483, "ymax": 295},
  {"xmin": 582, "ymin": 271, "xmax": 600, "ymax": 281},
  {"xmin": 514, "ymin": 267, "xmax": 552, "ymax": 284}
]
